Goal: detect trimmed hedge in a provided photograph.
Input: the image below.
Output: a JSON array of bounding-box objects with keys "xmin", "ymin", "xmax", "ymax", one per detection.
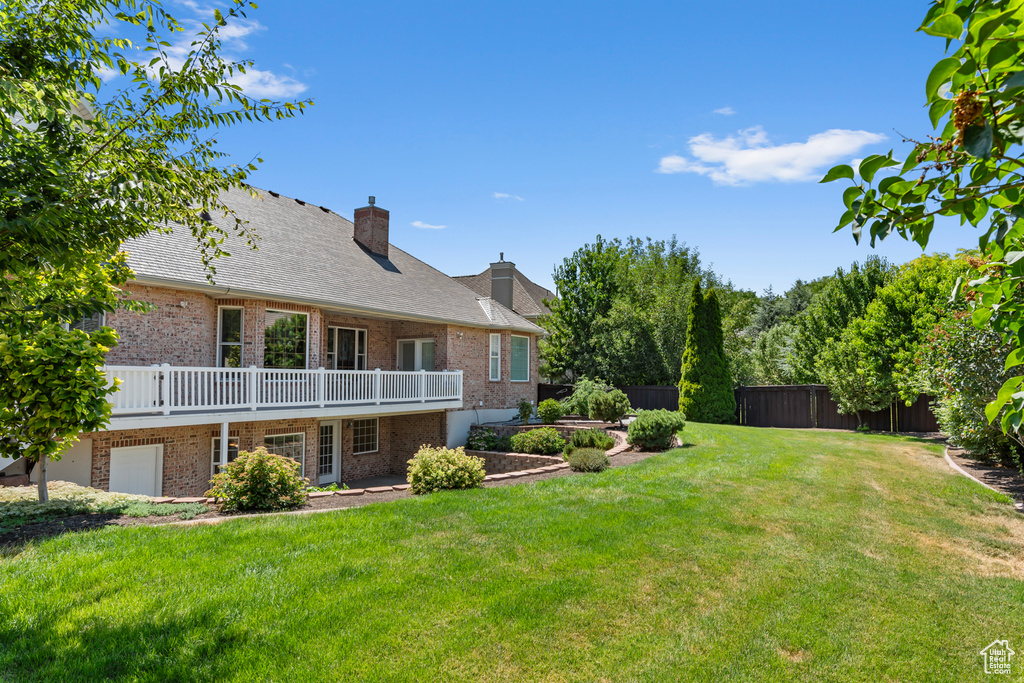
[
  {"xmin": 509, "ymin": 427, "xmax": 565, "ymax": 455},
  {"xmin": 627, "ymin": 410, "xmax": 686, "ymax": 451},
  {"xmin": 567, "ymin": 448, "xmax": 610, "ymax": 472}
]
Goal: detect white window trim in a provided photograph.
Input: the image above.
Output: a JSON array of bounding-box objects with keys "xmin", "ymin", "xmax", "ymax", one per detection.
[
  {"xmin": 217, "ymin": 306, "xmax": 244, "ymax": 367},
  {"xmin": 64, "ymin": 311, "xmax": 105, "ymax": 332},
  {"xmin": 210, "ymin": 436, "xmax": 239, "ymax": 477},
  {"xmin": 327, "ymin": 326, "xmax": 368, "ymax": 370},
  {"xmin": 265, "ymin": 309, "xmax": 310, "ymax": 369},
  {"xmin": 264, "ymin": 432, "xmax": 306, "ymax": 476},
  {"xmin": 510, "ymin": 334, "xmax": 530, "ymax": 383},
  {"xmin": 351, "ymin": 417, "xmax": 379, "ymax": 455},
  {"xmin": 489, "ymin": 333, "xmax": 501, "ymax": 382},
  {"xmin": 396, "ymin": 338, "xmax": 436, "ymax": 371}
]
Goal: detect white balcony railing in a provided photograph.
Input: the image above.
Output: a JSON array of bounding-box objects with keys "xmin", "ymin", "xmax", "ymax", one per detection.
[{"xmin": 104, "ymin": 365, "xmax": 463, "ymax": 416}]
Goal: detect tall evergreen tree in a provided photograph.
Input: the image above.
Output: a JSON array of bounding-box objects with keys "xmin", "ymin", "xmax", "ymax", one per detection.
[{"xmin": 678, "ymin": 283, "xmax": 735, "ymax": 423}]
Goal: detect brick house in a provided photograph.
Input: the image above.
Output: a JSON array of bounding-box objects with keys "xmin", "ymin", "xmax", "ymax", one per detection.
[
  {"xmin": 453, "ymin": 257, "xmax": 556, "ymax": 324},
  {"xmin": 0, "ymin": 190, "xmax": 543, "ymax": 497}
]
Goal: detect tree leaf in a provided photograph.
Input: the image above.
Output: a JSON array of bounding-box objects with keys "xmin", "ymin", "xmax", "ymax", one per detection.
[
  {"xmin": 926, "ymin": 57, "xmax": 960, "ymax": 100},
  {"xmin": 962, "ymin": 122, "xmax": 993, "ymax": 158},
  {"xmin": 859, "ymin": 155, "xmax": 897, "ymax": 183},
  {"xmin": 922, "ymin": 13, "xmax": 964, "ymax": 39},
  {"xmin": 820, "ymin": 165, "xmax": 854, "ymax": 183},
  {"xmin": 1004, "ymin": 70, "xmax": 1024, "ymax": 90}
]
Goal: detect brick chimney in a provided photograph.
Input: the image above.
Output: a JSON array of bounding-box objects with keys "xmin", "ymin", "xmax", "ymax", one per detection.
[
  {"xmin": 490, "ymin": 254, "xmax": 514, "ymax": 311},
  {"xmin": 353, "ymin": 196, "xmax": 389, "ymax": 258}
]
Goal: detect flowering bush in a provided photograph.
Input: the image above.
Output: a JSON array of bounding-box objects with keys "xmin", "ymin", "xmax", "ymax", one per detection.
[
  {"xmin": 509, "ymin": 427, "xmax": 566, "ymax": 455},
  {"xmin": 466, "ymin": 427, "xmax": 500, "ymax": 451},
  {"xmin": 206, "ymin": 447, "xmax": 308, "ymax": 512},
  {"xmin": 407, "ymin": 445, "xmax": 485, "ymax": 495}
]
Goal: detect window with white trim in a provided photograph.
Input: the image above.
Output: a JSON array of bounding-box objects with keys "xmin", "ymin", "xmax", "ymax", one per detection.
[
  {"xmin": 397, "ymin": 339, "xmax": 435, "ymax": 371},
  {"xmin": 264, "ymin": 433, "xmax": 305, "ymax": 475},
  {"xmin": 211, "ymin": 436, "xmax": 240, "ymax": 475},
  {"xmin": 489, "ymin": 333, "xmax": 501, "ymax": 381},
  {"xmin": 352, "ymin": 418, "xmax": 378, "ymax": 455},
  {"xmin": 218, "ymin": 307, "xmax": 243, "ymax": 368},
  {"xmin": 68, "ymin": 312, "xmax": 104, "ymax": 333},
  {"xmin": 264, "ymin": 310, "xmax": 308, "ymax": 369},
  {"xmin": 327, "ymin": 327, "xmax": 367, "ymax": 370},
  {"xmin": 511, "ymin": 335, "xmax": 530, "ymax": 382}
]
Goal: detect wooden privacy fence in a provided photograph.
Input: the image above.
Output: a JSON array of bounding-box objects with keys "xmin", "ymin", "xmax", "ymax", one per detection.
[
  {"xmin": 538, "ymin": 383, "xmax": 680, "ymax": 411},
  {"xmin": 735, "ymin": 385, "xmax": 939, "ymax": 433}
]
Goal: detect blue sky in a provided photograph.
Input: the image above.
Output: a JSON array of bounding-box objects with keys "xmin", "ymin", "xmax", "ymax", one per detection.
[{"xmin": 155, "ymin": 0, "xmax": 971, "ymax": 293}]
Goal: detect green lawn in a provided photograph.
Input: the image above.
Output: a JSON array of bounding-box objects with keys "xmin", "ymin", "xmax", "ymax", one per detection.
[{"xmin": 2, "ymin": 424, "xmax": 1022, "ymax": 682}]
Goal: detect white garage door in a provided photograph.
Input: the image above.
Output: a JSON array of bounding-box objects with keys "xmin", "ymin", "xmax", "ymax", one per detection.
[{"xmin": 108, "ymin": 445, "xmax": 163, "ymax": 496}]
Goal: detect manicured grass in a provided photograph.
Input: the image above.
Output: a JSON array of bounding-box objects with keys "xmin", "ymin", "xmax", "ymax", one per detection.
[{"xmin": 2, "ymin": 425, "xmax": 1022, "ymax": 682}]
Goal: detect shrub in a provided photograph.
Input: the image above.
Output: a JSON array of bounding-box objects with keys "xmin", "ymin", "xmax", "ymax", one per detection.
[
  {"xmin": 627, "ymin": 410, "xmax": 686, "ymax": 451},
  {"xmin": 588, "ymin": 388, "xmax": 631, "ymax": 424},
  {"xmin": 206, "ymin": 447, "xmax": 308, "ymax": 512},
  {"xmin": 678, "ymin": 282, "xmax": 735, "ymax": 424},
  {"xmin": 518, "ymin": 399, "xmax": 534, "ymax": 425},
  {"xmin": 466, "ymin": 427, "xmax": 500, "ymax": 451},
  {"xmin": 407, "ymin": 445, "xmax": 485, "ymax": 494},
  {"xmin": 567, "ymin": 448, "xmax": 610, "ymax": 472},
  {"xmin": 495, "ymin": 434, "xmax": 513, "ymax": 452},
  {"xmin": 564, "ymin": 428, "xmax": 615, "ymax": 456},
  {"xmin": 537, "ymin": 399, "xmax": 564, "ymax": 424},
  {"xmin": 561, "ymin": 376, "xmax": 612, "ymax": 416},
  {"xmin": 509, "ymin": 427, "xmax": 565, "ymax": 455}
]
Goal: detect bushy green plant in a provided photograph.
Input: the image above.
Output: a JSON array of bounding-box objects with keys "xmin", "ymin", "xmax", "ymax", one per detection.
[
  {"xmin": 518, "ymin": 399, "xmax": 534, "ymax": 425},
  {"xmin": 627, "ymin": 410, "xmax": 686, "ymax": 451},
  {"xmin": 564, "ymin": 428, "xmax": 615, "ymax": 456},
  {"xmin": 496, "ymin": 435, "xmax": 513, "ymax": 452},
  {"xmin": 509, "ymin": 427, "xmax": 565, "ymax": 455},
  {"xmin": 923, "ymin": 314, "xmax": 1022, "ymax": 469},
  {"xmin": 588, "ymin": 388, "xmax": 631, "ymax": 424},
  {"xmin": 537, "ymin": 399, "xmax": 564, "ymax": 424},
  {"xmin": 407, "ymin": 445, "xmax": 486, "ymax": 495},
  {"xmin": 466, "ymin": 427, "xmax": 500, "ymax": 451},
  {"xmin": 566, "ymin": 448, "xmax": 610, "ymax": 472},
  {"xmin": 119, "ymin": 501, "xmax": 208, "ymax": 520},
  {"xmin": 308, "ymin": 482, "xmax": 348, "ymax": 492},
  {"xmin": 561, "ymin": 376, "xmax": 612, "ymax": 416},
  {"xmin": 678, "ymin": 282, "xmax": 734, "ymax": 424},
  {"xmin": 206, "ymin": 447, "xmax": 308, "ymax": 512}
]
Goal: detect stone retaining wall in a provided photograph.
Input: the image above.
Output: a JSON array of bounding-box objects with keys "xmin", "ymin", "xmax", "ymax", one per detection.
[{"xmin": 465, "ymin": 450, "xmax": 564, "ymax": 474}]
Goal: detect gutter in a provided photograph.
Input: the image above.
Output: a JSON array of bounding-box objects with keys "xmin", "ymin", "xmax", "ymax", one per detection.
[{"xmin": 129, "ymin": 274, "xmax": 545, "ymax": 335}]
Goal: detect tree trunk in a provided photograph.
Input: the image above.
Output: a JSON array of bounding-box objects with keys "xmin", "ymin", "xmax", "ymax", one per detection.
[
  {"xmin": 854, "ymin": 411, "xmax": 863, "ymax": 429},
  {"xmin": 37, "ymin": 455, "xmax": 48, "ymax": 502}
]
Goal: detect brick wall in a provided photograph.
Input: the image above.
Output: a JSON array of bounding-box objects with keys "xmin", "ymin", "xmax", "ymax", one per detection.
[
  {"xmin": 388, "ymin": 412, "xmax": 447, "ymax": 475},
  {"xmin": 465, "ymin": 450, "xmax": 563, "ymax": 473},
  {"xmin": 106, "ymin": 284, "xmax": 218, "ymax": 366},
  {"xmin": 448, "ymin": 325, "xmax": 538, "ymax": 411}
]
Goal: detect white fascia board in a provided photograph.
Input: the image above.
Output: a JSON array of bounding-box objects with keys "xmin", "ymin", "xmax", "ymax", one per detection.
[{"xmin": 106, "ymin": 400, "xmax": 462, "ymax": 431}]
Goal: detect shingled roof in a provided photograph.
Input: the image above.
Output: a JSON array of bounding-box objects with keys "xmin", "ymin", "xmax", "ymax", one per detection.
[
  {"xmin": 123, "ymin": 187, "xmax": 543, "ymax": 334},
  {"xmin": 453, "ymin": 264, "xmax": 556, "ymax": 320}
]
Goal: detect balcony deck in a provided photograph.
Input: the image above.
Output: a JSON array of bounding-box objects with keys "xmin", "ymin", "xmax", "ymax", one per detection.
[{"xmin": 104, "ymin": 365, "xmax": 463, "ymax": 429}]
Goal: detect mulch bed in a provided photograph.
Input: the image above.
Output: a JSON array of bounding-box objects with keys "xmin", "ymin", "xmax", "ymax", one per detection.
[
  {"xmin": 2, "ymin": 429, "xmax": 665, "ymax": 549},
  {"xmin": 947, "ymin": 446, "xmax": 1024, "ymax": 508}
]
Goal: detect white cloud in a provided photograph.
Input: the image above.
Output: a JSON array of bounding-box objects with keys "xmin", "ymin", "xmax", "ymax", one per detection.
[
  {"xmin": 656, "ymin": 125, "xmax": 887, "ymax": 185},
  {"xmin": 412, "ymin": 220, "xmax": 446, "ymax": 230},
  {"xmin": 713, "ymin": 106, "xmax": 736, "ymax": 116},
  {"xmin": 493, "ymin": 192, "xmax": 525, "ymax": 201},
  {"xmin": 127, "ymin": 8, "xmax": 306, "ymax": 97}
]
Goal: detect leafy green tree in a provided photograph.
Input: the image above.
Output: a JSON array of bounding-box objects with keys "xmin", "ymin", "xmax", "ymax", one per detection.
[
  {"xmin": 0, "ymin": 321, "xmax": 118, "ymax": 502},
  {"xmin": 923, "ymin": 313, "xmax": 1021, "ymax": 467},
  {"xmin": 788, "ymin": 257, "xmax": 894, "ymax": 384},
  {"xmin": 678, "ymin": 283, "xmax": 734, "ymax": 423},
  {"xmin": 751, "ymin": 322, "xmax": 796, "ymax": 385},
  {"xmin": 815, "ymin": 254, "xmax": 967, "ymax": 422},
  {"xmin": 818, "ymin": 0, "xmax": 1024, "ymax": 439},
  {"xmin": 541, "ymin": 236, "xmax": 721, "ymax": 385},
  {"xmin": 0, "ymin": 0, "xmax": 309, "ymax": 498}
]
